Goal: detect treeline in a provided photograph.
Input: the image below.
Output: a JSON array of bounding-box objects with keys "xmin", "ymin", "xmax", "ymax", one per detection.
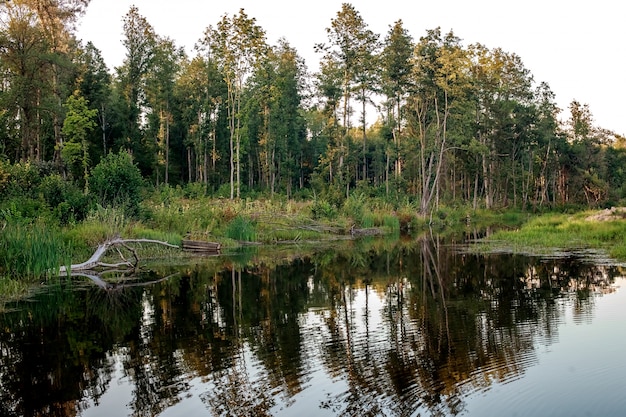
[{"xmin": 1, "ymin": 1, "xmax": 625, "ymax": 214}]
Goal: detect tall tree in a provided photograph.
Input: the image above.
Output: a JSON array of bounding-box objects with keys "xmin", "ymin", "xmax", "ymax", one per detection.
[
  {"xmin": 176, "ymin": 53, "xmax": 226, "ymax": 185},
  {"xmin": 407, "ymin": 28, "xmax": 470, "ymax": 214},
  {"xmin": 199, "ymin": 9, "xmax": 267, "ymax": 199},
  {"xmin": 0, "ymin": 0, "xmax": 51, "ymax": 161},
  {"xmin": 145, "ymin": 36, "xmax": 184, "ymax": 185},
  {"xmin": 244, "ymin": 39, "xmax": 307, "ymax": 196},
  {"xmin": 61, "ymin": 89, "xmax": 96, "ymax": 190},
  {"xmin": 116, "ymin": 5, "xmax": 156, "ymax": 175},
  {"xmin": 565, "ymin": 100, "xmax": 607, "ymax": 205},
  {"xmin": 316, "ymin": 3, "xmax": 378, "ymax": 191},
  {"xmin": 468, "ymin": 44, "xmax": 534, "ymax": 208},
  {"xmin": 26, "ymin": 0, "xmax": 91, "ymax": 164},
  {"xmin": 380, "ymin": 20, "xmax": 414, "ymax": 190},
  {"xmin": 75, "ymin": 41, "xmax": 111, "ymax": 161}
]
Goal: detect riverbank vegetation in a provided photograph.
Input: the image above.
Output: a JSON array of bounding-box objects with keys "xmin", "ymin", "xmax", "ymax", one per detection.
[
  {"xmin": 479, "ymin": 209, "xmax": 626, "ymax": 260},
  {"xmin": 2, "ymin": 2, "xmax": 626, "ymax": 298}
]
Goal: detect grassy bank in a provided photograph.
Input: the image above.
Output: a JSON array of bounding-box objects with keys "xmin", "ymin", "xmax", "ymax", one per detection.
[
  {"xmin": 478, "ymin": 209, "xmax": 626, "ymax": 260},
  {"xmin": 0, "ymin": 190, "xmax": 548, "ymax": 303}
]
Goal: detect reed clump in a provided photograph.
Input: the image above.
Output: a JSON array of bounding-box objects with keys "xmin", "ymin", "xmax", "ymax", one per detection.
[{"xmin": 0, "ymin": 222, "xmax": 70, "ymax": 280}]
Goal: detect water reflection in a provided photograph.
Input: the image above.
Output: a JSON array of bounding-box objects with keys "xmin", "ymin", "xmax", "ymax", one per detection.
[{"xmin": 0, "ymin": 237, "xmax": 622, "ymax": 416}]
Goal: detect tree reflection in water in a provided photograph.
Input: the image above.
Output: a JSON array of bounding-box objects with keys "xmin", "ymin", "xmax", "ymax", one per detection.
[{"xmin": 0, "ymin": 236, "xmax": 620, "ymax": 416}]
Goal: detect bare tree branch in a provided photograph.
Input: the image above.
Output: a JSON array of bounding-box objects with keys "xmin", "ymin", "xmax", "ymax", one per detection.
[{"xmin": 59, "ymin": 238, "xmax": 179, "ymax": 274}]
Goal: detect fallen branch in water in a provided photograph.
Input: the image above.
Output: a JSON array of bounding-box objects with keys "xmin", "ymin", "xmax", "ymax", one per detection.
[
  {"xmin": 67, "ymin": 271, "xmax": 180, "ymax": 290},
  {"xmin": 59, "ymin": 238, "xmax": 179, "ymax": 274}
]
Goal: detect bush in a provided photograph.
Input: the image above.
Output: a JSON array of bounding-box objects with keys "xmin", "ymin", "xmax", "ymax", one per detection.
[
  {"xmin": 4, "ymin": 162, "xmax": 42, "ymax": 198},
  {"xmin": 90, "ymin": 150, "xmax": 144, "ymax": 217},
  {"xmin": 311, "ymin": 199, "xmax": 336, "ymax": 220}
]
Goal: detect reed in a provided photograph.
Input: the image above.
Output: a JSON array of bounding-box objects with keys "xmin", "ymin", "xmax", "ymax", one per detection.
[
  {"xmin": 0, "ymin": 221, "xmax": 69, "ymax": 280},
  {"xmin": 225, "ymin": 215, "xmax": 257, "ymax": 241},
  {"xmin": 0, "ymin": 277, "xmax": 31, "ymax": 301},
  {"xmin": 382, "ymin": 214, "xmax": 400, "ymax": 233}
]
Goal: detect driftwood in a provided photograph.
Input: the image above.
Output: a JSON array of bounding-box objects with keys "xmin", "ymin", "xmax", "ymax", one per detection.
[
  {"xmin": 182, "ymin": 239, "xmax": 221, "ymax": 253},
  {"xmin": 350, "ymin": 224, "xmax": 384, "ymax": 237},
  {"xmin": 59, "ymin": 238, "xmax": 179, "ymax": 274},
  {"xmin": 68, "ymin": 271, "xmax": 180, "ymax": 291}
]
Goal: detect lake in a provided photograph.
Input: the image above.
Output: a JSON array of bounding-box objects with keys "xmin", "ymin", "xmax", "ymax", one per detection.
[{"xmin": 1, "ymin": 236, "xmax": 625, "ymax": 417}]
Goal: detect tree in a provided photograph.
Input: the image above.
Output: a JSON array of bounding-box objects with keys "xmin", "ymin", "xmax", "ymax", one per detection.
[
  {"xmin": 0, "ymin": 0, "xmax": 51, "ymax": 161},
  {"xmin": 75, "ymin": 41, "xmax": 111, "ymax": 161},
  {"xmin": 61, "ymin": 89, "xmax": 97, "ymax": 191},
  {"xmin": 407, "ymin": 28, "xmax": 470, "ymax": 214},
  {"xmin": 313, "ymin": 55, "xmax": 343, "ymax": 188},
  {"xmin": 116, "ymin": 5, "xmax": 156, "ymax": 175},
  {"xmin": 380, "ymin": 20, "xmax": 414, "ymax": 191},
  {"xmin": 565, "ymin": 100, "xmax": 607, "ymax": 205},
  {"xmin": 244, "ymin": 39, "xmax": 307, "ymax": 196},
  {"xmin": 316, "ymin": 3, "xmax": 379, "ymax": 191},
  {"xmin": 145, "ymin": 36, "xmax": 184, "ymax": 185},
  {"xmin": 468, "ymin": 44, "xmax": 535, "ymax": 208},
  {"xmin": 89, "ymin": 149, "xmax": 143, "ymax": 216},
  {"xmin": 24, "ymin": 0, "xmax": 91, "ymax": 165},
  {"xmin": 199, "ymin": 9, "xmax": 267, "ymax": 199},
  {"xmin": 176, "ymin": 54, "xmax": 226, "ymax": 185}
]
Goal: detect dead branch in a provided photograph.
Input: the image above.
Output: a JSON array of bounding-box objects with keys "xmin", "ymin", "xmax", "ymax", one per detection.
[
  {"xmin": 68, "ymin": 272, "xmax": 180, "ymax": 290},
  {"xmin": 59, "ymin": 238, "xmax": 179, "ymax": 274}
]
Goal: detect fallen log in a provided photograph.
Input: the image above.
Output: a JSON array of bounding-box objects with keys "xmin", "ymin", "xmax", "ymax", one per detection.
[
  {"xmin": 59, "ymin": 238, "xmax": 179, "ymax": 274},
  {"xmin": 182, "ymin": 239, "xmax": 221, "ymax": 253}
]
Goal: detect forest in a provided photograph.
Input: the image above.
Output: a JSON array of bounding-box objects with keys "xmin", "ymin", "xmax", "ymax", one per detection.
[{"xmin": 1, "ymin": 0, "xmax": 626, "ymax": 220}]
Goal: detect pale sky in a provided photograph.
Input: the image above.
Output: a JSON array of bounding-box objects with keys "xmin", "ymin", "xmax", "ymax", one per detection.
[{"xmin": 76, "ymin": 0, "xmax": 625, "ymax": 135}]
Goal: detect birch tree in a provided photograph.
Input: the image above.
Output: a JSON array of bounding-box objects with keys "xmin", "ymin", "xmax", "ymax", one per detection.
[{"xmin": 199, "ymin": 9, "xmax": 267, "ymax": 199}]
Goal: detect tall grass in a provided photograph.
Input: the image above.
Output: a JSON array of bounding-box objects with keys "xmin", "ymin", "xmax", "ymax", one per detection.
[
  {"xmin": 225, "ymin": 215, "xmax": 257, "ymax": 241},
  {"xmin": 0, "ymin": 222, "xmax": 70, "ymax": 280},
  {"xmin": 483, "ymin": 211, "xmax": 626, "ymax": 260}
]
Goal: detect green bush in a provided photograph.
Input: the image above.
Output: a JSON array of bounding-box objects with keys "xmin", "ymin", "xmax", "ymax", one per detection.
[
  {"xmin": 184, "ymin": 182, "xmax": 206, "ymax": 199},
  {"xmin": 311, "ymin": 199, "xmax": 336, "ymax": 220},
  {"xmin": 4, "ymin": 161, "xmax": 42, "ymax": 198},
  {"xmin": 90, "ymin": 150, "xmax": 144, "ymax": 217}
]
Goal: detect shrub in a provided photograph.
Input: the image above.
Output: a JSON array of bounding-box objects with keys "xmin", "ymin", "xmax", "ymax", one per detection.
[
  {"xmin": 5, "ymin": 162, "xmax": 42, "ymax": 198},
  {"xmin": 311, "ymin": 199, "xmax": 336, "ymax": 220},
  {"xmin": 90, "ymin": 150, "xmax": 144, "ymax": 217}
]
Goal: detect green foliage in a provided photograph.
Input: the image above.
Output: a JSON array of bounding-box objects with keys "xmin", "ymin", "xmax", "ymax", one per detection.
[
  {"xmin": 61, "ymin": 91, "xmax": 98, "ymax": 184},
  {"xmin": 90, "ymin": 150, "xmax": 144, "ymax": 216},
  {"xmin": 382, "ymin": 215, "xmax": 400, "ymax": 233},
  {"xmin": 0, "ymin": 222, "xmax": 69, "ymax": 280},
  {"xmin": 40, "ymin": 174, "xmax": 94, "ymax": 224},
  {"xmin": 0, "ymin": 160, "xmax": 10, "ymax": 196},
  {"xmin": 3, "ymin": 162, "xmax": 42, "ymax": 198},
  {"xmin": 310, "ymin": 199, "xmax": 337, "ymax": 220},
  {"xmin": 225, "ymin": 215, "xmax": 257, "ymax": 241},
  {"xmin": 481, "ymin": 211, "xmax": 626, "ymax": 260},
  {"xmin": 343, "ymin": 193, "xmax": 367, "ymax": 224},
  {"xmin": 184, "ymin": 182, "xmax": 207, "ymax": 199}
]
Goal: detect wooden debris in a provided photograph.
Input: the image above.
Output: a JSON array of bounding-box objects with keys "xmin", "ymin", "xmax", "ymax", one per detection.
[
  {"xmin": 182, "ymin": 239, "xmax": 222, "ymax": 254},
  {"xmin": 59, "ymin": 238, "xmax": 179, "ymax": 274}
]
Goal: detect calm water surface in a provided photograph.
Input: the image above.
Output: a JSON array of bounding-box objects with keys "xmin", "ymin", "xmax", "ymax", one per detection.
[{"xmin": 1, "ymin": 237, "xmax": 625, "ymax": 417}]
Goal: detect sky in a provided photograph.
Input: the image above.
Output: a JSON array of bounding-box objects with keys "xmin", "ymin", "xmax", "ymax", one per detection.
[{"xmin": 76, "ymin": 0, "xmax": 625, "ymax": 135}]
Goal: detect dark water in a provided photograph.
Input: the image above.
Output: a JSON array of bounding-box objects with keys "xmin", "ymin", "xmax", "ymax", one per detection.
[{"xmin": 1, "ymin": 237, "xmax": 626, "ymax": 417}]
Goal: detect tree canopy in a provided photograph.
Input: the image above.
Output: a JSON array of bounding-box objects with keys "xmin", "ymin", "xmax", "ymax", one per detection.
[{"xmin": 1, "ymin": 1, "xmax": 624, "ymax": 212}]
